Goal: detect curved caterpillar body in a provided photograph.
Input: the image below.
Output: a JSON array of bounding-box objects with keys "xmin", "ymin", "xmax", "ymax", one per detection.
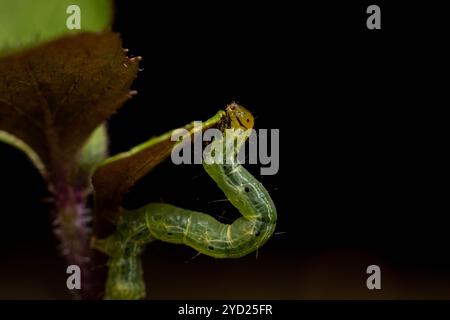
[{"xmin": 92, "ymin": 103, "xmax": 277, "ymax": 299}]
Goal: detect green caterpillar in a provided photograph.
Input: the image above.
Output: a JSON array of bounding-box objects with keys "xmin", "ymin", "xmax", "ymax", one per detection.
[{"xmin": 92, "ymin": 104, "xmax": 277, "ymax": 299}]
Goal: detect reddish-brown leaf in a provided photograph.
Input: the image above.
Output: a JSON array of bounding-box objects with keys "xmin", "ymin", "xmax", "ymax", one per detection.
[{"xmin": 0, "ymin": 32, "xmax": 140, "ymax": 185}]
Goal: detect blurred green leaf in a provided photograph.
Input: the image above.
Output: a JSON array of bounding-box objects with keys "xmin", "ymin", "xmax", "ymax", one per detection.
[
  {"xmin": 0, "ymin": 0, "xmax": 113, "ymax": 56},
  {"xmin": 0, "ymin": 130, "xmax": 47, "ymax": 177},
  {"xmin": 77, "ymin": 123, "xmax": 109, "ymax": 190}
]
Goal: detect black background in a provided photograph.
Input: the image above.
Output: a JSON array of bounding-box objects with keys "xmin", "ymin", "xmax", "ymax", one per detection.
[{"xmin": 0, "ymin": 1, "xmax": 448, "ymax": 298}]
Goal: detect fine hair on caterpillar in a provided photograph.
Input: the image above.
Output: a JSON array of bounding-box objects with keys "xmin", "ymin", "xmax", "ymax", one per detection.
[{"xmin": 92, "ymin": 103, "xmax": 278, "ymax": 300}]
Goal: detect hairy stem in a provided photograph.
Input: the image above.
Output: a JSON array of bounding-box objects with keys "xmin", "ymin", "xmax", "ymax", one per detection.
[{"xmin": 52, "ymin": 183, "xmax": 97, "ymax": 299}]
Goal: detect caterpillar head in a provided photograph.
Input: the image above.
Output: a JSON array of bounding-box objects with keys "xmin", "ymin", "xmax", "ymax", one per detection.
[{"xmin": 226, "ymin": 103, "xmax": 254, "ymax": 130}]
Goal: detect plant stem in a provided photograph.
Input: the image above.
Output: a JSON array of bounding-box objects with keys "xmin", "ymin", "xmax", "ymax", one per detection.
[{"xmin": 53, "ymin": 183, "xmax": 98, "ymax": 299}]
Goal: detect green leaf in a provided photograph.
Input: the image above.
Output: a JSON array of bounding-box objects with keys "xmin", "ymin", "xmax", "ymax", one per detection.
[
  {"xmin": 92, "ymin": 111, "xmax": 226, "ymax": 218},
  {"xmin": 0, "ymin": 0, "xmax": 113, "ymax": 56},
  {"xmin": 77, "ymin": 123, "xmax": 109, "ymax": 189},
  {"xmin": 0, "ymin": 130, "xmax": 47, "ymax": 177},
  {"xmin": 0, "ymin": 32, "xmax": 140, "ymax": 186}
]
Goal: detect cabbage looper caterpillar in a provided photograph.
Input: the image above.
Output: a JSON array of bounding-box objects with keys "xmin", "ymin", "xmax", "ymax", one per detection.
[{"xmin": 92, "ymin": 103, "xmax": 277, "ymax": 299}]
